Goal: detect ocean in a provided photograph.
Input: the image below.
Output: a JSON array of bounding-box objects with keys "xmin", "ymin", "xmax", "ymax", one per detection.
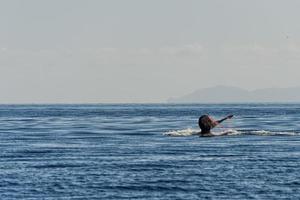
[{"xmin": 1, "ymin": 104, "xmax": 300, "ymax": 199}]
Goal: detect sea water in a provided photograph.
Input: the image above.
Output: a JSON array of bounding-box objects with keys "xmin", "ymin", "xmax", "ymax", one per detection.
[{"xmin": 0, "ymin": 104, "xmax": 300, "ymax": 199}]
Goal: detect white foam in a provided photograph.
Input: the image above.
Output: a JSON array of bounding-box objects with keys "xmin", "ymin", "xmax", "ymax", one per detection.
[
  {"xmin": 163, "ymin": 128, "xmax": 299, "ymax": 137},
  {"xmin": 215, "ymin": 129, "xmax": 241, "ymax": 136},
  {"xmin": 163, "ymin": 128, "xmax": 241, "ymax": 137},
  {"xmin": 163, "ymin": 128, "xmax": 199, "ymax": 137},
  {"xmin": 251, "ymin": 130, "xmax": 298, "ymax": 136}
]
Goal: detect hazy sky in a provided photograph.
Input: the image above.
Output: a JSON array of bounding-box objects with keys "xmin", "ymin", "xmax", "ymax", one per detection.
[{"xmin": 1, "ymin": 0, "xmax": 300, "ymax": 103}]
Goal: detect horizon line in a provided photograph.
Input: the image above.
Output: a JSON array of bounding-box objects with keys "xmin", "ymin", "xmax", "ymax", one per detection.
[{"xmin": 1, "ymin": 101, "xmax": 300, "ymax": 105}]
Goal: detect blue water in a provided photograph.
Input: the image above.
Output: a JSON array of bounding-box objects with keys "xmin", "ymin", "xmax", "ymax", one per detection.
[{"xmin": 1, "ymin": 104, "xmax": 300, "ymax": 199}]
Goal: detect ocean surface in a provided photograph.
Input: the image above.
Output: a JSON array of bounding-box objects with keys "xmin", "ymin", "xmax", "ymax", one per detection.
[{"xmin": 1, "ymin": 104, "xmax": 300, "ymax": 199}]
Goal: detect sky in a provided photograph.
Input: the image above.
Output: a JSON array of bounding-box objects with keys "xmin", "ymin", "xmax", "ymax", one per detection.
[{"xmin": 0, "ymin": 0, "xmax": 300, "ymax": 103}]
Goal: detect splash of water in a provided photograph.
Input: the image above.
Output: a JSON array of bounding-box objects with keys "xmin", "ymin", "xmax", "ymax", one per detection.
[
  {"xmin": 163, "ymin": 129, "xmax": 298, "ymax": 137},
  {"xmin": 163, "ymin": 128, "xmax": 199, "ymax": 137},
  {"xmin": 163, "ymin": 128, "xmax": 240, "ymax": 137}
]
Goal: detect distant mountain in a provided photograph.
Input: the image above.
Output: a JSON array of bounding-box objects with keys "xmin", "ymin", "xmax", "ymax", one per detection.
[{"xmin": 168, "ymin": 86, "xmax": 300, "ymax": 103}]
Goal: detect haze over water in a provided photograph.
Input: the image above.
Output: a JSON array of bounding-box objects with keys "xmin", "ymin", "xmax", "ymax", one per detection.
[
  {"xmin": 1, "ymin": 104, "xmax": 300, "ymax": 199},
  {"xmin": 1, "ymin": 1, "xmax": 300, "ymax": 103}
]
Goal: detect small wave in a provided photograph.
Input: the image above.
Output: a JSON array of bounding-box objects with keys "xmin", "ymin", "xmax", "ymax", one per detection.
[
  {"xmin": 31, "ymin": 163, "xmax": 86, "ymax": 169},
  {"xmin": 131, "ymin": 117, "xmax": 155, "ymax": 124},
  {"xmin": 32, "ymin": 143, "xmax": 81, "ymax": 148}
]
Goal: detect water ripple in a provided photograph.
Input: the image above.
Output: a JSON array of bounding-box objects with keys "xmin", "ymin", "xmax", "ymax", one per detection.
[{"xmin": 0, "ymin": 104, "xmax": 300, "ymax": 199}]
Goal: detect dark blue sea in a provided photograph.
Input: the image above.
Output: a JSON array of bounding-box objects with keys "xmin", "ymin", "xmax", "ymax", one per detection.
[{"xmin": 1, "ymin": 104, "xmax": 300, "ymax": 199}]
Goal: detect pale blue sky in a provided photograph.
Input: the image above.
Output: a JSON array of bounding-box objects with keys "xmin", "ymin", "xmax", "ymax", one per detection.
[{"xmin": 0, "ymin": 0, "xmax": 300, "ymax": 103}]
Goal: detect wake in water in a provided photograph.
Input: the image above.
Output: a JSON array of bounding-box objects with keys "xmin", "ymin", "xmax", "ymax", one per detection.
[
  {"xmin": 250, "ymin": 130, "xmax": 299, "ymax": 136},
  {"xmin": 163, "ymin": 128, "xmax": 299, "ymax": 137},
  {"xmin": 163, "ymin": 128, "xmax": 239, "ymax": 137}
]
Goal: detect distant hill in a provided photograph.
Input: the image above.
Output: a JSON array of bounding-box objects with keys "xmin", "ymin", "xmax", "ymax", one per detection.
[{"xmin": 168, "ymin": 86, "xmax": 300, "ymax": 103}]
